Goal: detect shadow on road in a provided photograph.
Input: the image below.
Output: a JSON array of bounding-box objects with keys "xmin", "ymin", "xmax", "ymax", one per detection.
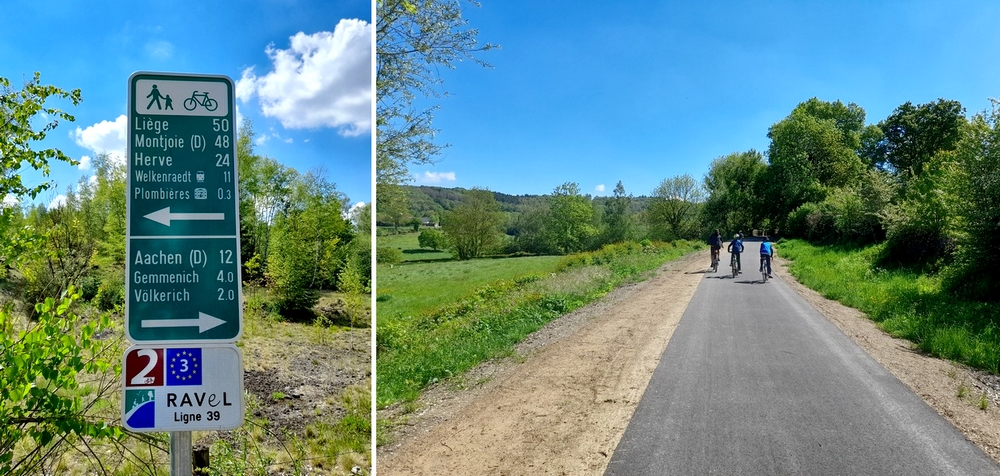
[{"xmin": 686, "ymin": 269, "xmax": 719, "ymax": 275}]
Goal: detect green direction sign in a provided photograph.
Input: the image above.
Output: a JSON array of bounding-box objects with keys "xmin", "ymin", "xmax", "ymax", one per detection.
[{"xmin": 126, "ymin": 72, "xmax": 242, "ymax": 343}]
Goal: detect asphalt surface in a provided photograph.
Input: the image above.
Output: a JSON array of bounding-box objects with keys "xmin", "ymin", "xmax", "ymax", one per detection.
[{"xmin": 605, "ymin": 253, "xmax": 1000, "ymax": 476}]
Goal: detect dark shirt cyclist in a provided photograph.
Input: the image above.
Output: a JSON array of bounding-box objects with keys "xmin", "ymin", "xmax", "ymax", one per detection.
[{"xmin": 708, "ymin": 229, "xmax": 723, "ymax": 268}]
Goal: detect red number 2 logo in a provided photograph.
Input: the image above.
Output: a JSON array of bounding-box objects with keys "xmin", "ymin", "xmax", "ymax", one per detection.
[{"xmin": 125, "ymin": 348, "xmax": 163, "ymax": 387}]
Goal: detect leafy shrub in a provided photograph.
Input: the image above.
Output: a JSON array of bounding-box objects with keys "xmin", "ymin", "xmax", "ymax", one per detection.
[
  {"xmin": 944, "ymin": 110, "xmax": 1000, "ymax": 301},
  {"xmin": 825, "ymin": 188, "xmax": 883, "ymax": 244},
  {"xmin": 244, "ymin": 289, "xmax": 280, "ymax": 321},
  {"xmin": 878, "ymin": 200, "xmax": 955, "ymax": 270},
  {"xmin": 77, "ymin": 275, "xmax": 100, "ymax": 301},
  {"xmin": 785, "ymin": 202, "xmax": 835, "ymax": 243},
  {"xmin": 377, "ymin": 247, "xmax": 404, "ymax": 265},
  {"xmin": 417, "ymin": 229, "xmax": 447, "ymax": 251},
  {"xmin": 95, "ymin": 273, "xmax": 125, "ymax": 312},
  {"xmin": 1, "ymin": 287, "xmax": 122, "ymax": 476}
]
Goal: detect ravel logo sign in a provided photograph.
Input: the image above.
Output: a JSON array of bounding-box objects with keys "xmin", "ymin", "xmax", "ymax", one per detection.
[{"xmin": 122, "ymin": 345, "xmax": 242, "ymax": 432}]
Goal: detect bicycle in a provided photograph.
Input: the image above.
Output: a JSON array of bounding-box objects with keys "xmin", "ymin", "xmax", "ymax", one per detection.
[
  {"xmin": 711, "ymin": 249, "xmax": 719, "ymax": 273},
  {"xmin": 760, "ymin": 254, "xmax": 771, "ymax": 283},
  {"xmin": 183, "ymin": 91, "xmax": 219, "ymax": 111},
  {"xmin": 731, "ymin": 253, "xmax": 739, "ymax": 278}
]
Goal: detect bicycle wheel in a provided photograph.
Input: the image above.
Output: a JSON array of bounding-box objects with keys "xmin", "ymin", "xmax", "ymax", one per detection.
[
  {"xmin": 205, "ymin": 98, "xmax": 218, "ymax": 111},
  {"xmin": 183, "ymin": 97, "xmax": 198, "ymax": 111},
  {"xmin": 732, "ymin": 257, "xmax": 738, "ymax": 278}
]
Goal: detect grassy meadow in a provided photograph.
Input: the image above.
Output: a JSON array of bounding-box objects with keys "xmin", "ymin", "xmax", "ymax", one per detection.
[
  {"xmin": 376, "ymin": 236, "xmax": 703, "ymax": 408},
  {"xmin": 377, "ymin": 255, "xmax": 565, "ymax": 318},
  {"xmin": 377, "ymin": 230, "xmax": 452, "ymax": 262},
  {"xmin": 781, "ymin": 239, "xmax": 1000, "ymax": 374}
]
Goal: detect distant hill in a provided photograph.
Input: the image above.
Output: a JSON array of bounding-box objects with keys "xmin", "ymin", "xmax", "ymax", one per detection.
[{"xmin": 395, "ymin": 185, "xmax": 652, "ymax": 224}]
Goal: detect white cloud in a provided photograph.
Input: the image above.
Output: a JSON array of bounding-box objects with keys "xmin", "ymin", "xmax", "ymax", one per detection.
[
  {"xmin": 418, "ymin": 171, "xmax": 456, "ymax": 184},
  {"xmin": 235, "ymin": 105, "xmax": 245, "ymax": 130},
  {"xmin": 236, "ymin": 19, "xmax": 372, "ymax": 135},
  {"xmin": 47, "ymin": 195, "xmax": 67, "ymax": 210},
  {"xmin": 347, "ymin": 201, "xmax": 367, "ymax": 223},
  {"xmin": 145, "ymin": 40, "xmax": 175, "ymax": 60},
  {"xmin": 73, "ymin": 115, "xmax": 127, "ymax": 164},
  {"xmin": 595, "ymin": 184, "xmax": 606, "ymax": 193},
  {"xmin": 2, "ymin": 194, "xmax": 18, "ymax": 209},
  {"xmin": 78, "ymin": 155, "xmax": 92, "ymax": 171},
  {"xmin": 88, "ymin": 175, "xmax": 98, "ymax": 187}
]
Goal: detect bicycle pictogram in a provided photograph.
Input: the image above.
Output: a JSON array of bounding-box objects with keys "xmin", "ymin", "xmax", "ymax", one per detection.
[{"xmin": 183, "ymin": 91, "xmax": 219, "ymax": 112}]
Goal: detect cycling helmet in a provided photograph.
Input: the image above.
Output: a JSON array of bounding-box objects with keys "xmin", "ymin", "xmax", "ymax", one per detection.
[{"xmin": 733, "ymin": 234, "xmax": 739, "ymax": 239}]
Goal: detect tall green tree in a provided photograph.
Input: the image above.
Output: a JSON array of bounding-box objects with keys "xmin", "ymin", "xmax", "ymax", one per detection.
[
  {"xmin": 237, "ymin": 122, "xmax": 297, "ymax": 285},
  {"xmin": 548, "ymin": 182, "xmax": 598, "ymax": 253},
  {"xmin": 443, "ymin": 188, "xmax": 505, "ymax": 259},
  {"xmin": 509, "ymin": 200, "xmax": 557, "ymax": 255},
  {"xmin": 19, "ymin": 194, "xmax": 95, "ymax": 310},
  {"xmin": 701, "ymin": 150, "xmax": 766, "ymax": 233},
  {"xmin": 85, "ymin": 153, "xmax": 127, "ymax": 266},
  {"xmin": 762, "ymin": 98, "xmax": 871, "ymax": 225},
  {"xmin": 267, "ymin": 170, "xmax": 352, "ymax": 315},
  {"xmin": 870, "ymin": 99, "xmax": 966, "ymax": 179},
  {"xmin": 1, "ymin": 73, "xmax": 81, "ymax": 269},
  {"xmin": 647, "ymin": 174, "xmax": 704, "ymax": 241},
  {"xmin": 376, "ymin": 0, "xmax": 496, "ymax": 218},
  {"xmin": 946, "ymin": 102, "xmax": 1000, "ymax": 300},
  {"xmin": 0, "ymin": 73, "xmax": 123, "ymax": 476},
  {"xmin": 601, "ymin": 181, "xmax": 634, "ymax": 245}
]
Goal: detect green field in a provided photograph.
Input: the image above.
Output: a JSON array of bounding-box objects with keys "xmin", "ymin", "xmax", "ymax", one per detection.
[
  {"xmin": 377, "ymin": 230, "xmax": 453, "ymax": 262},
  {"xmin": 377, "ymin": 255, "xmax": 564, "ymax": 318},
  {"xmin": 376, "ymin": 240, "xmax": 704, "ymax": 407}
]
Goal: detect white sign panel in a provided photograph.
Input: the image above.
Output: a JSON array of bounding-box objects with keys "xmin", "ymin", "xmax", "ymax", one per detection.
[
  {"xmin": 122, "ymin": 344, "xmax": 244, "ymax": 431},
  {"xmin": 134, "ymin": 78, "xmax": 230, "ymax": 116}
]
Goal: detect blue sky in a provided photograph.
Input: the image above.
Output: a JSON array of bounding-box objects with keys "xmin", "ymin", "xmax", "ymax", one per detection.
[
  {"xmin": 2, "ymin": 0, "xmax": 371, "ymax": 210},
  {"xmin": 410, "ymin": 0, "xmax": 1000, "ymax": 197}
]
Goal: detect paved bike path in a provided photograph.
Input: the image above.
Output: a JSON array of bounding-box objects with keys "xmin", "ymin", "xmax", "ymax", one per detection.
[{"xmin": 605, "ymin": 265, "xmax": 1000, "ymax": 475}]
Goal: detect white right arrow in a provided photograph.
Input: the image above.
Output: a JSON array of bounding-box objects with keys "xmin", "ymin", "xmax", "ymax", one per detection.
[
  {"xmin": 141, "ymin": 312, "xmax": 226, "ymax": 333},
  {"xmin": 144, "ymin": 207, "xmax": 224, "ymax": 226}
]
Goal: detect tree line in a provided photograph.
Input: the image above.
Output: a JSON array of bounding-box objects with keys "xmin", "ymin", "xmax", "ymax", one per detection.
[
  {"xmin": 3, "ymin": 119, "xmax": 370, "ymax": 319},
  {"xmin": 383, "ymin": 96, "xmax": 1000, "ymax": 305},
  {"xmin": 703, "ymin": 97, "xmax": 1000, "ymax": 302},
  {"xmin": 377, "ymin": 176, "xmax": 707, "ymax": 262}
]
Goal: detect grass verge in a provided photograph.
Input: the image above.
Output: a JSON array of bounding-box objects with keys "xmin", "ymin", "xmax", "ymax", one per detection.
[
  {"xmin": 376, "ymin": 240, "xmax": 702, "ymax": 408},
  {"xmin": 780, "ymin": 239, "xmax": 1000, "ymax": 374}
]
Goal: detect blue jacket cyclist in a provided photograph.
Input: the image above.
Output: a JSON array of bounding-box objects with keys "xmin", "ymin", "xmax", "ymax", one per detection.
[
  {"xmin": 727, "ymin": 234, "xmax": 743, "ymax": 273},
  {"xmin": 760, "ymin": 236, "xmax": 775, "ymax": 277}
]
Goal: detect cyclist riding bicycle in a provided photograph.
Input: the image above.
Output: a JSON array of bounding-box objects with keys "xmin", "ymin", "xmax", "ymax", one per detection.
[
  {"xmin": 727, "ymin": 234, "xmax": 743, "ymax": 274},
  {"xmin": 759, "ymin": 236, "xmax": 775, "ymax": 278},
  {"xmin": 708, "ymin": 229, "xmax": 723, "ymax": 268}
]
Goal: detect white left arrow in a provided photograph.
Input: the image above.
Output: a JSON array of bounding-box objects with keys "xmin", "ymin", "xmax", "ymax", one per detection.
[
  {"xmin": 144, "ymin": 207, "xmax": 224, "ymax": 226},
  {"xmin": 141, "ymin": 312, "xmax": 226, "ymax": 333}
]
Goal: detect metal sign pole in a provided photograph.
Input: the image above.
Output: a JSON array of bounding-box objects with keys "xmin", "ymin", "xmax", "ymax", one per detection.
[{"xmin": 170, "ymin": 431, "xmax": 192, "ymax": 476}]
